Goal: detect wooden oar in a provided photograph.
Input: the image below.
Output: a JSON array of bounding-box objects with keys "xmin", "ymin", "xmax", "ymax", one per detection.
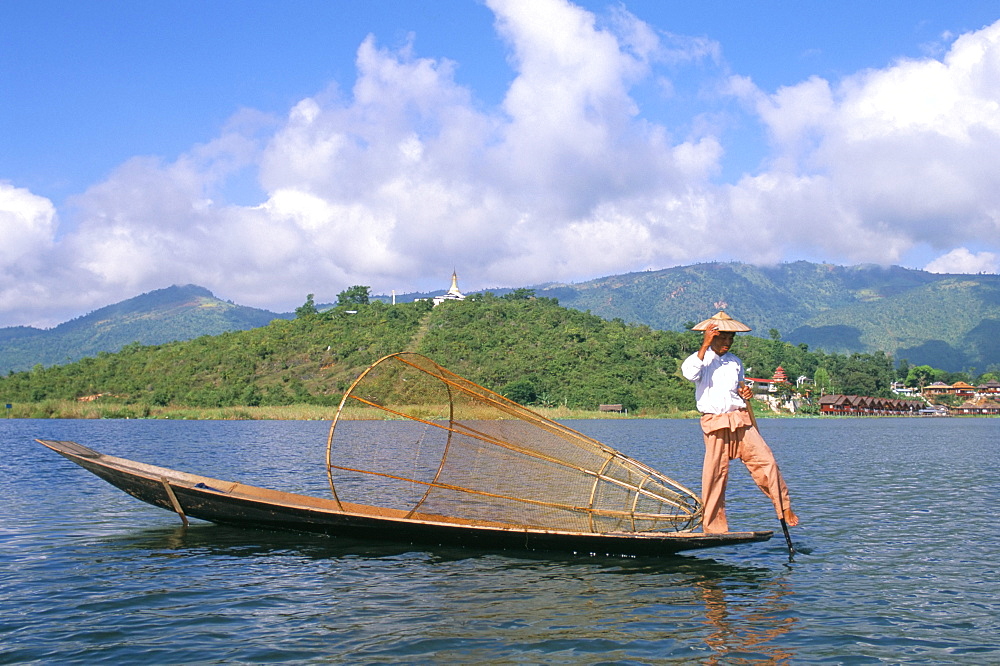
[{"xmin": 744, "ymin": 398, "xmax": 795, "ymax": 561}]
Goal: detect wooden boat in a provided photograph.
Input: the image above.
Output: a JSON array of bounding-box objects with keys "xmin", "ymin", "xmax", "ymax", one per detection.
[
  {"xmin": 37, "ymin": 353, "xmax": 774, "ymax": 557},
  {"xmin": 37, "ymin": 439, "xmax": 771, "ymax": 556}
]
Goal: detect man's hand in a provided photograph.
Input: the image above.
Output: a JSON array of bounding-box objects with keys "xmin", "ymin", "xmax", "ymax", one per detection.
[
  {"xmin": 697, "ymin": 322, "xmax": 719, "ymax": 360},
  {"xmin": 738, "ymin": 383, "xmax": 752, "ymax": 400},
  {"xmin": 701, "ymin": 322, "xmax": 720, "ymax": 346}
]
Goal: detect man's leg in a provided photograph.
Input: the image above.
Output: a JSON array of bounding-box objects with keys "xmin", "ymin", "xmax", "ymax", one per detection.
[
  {"xmin": 701, "ymin": 429, "xmax": 731, "ymax": 533},
  {"xmin": 737, "ymin": 425, "xmax": 797, "ymax": 526}
]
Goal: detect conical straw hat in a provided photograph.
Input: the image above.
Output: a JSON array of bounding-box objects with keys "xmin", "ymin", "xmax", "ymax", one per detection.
[{"xmin": 691, "ymin": 311, "xmax": 752, "ymax": 332}]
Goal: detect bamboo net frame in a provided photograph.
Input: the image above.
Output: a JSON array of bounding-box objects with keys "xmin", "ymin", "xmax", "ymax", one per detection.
[{"xmin": 325, "ymin": 353, "xmax": 702, "ymax": 534}]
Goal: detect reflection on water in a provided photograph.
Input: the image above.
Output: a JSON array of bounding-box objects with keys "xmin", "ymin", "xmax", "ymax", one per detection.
[
  {"xmin": 3, "ymin": 417, "xmax": 999, "ymax": 663},
  {"xmin": 93, "ymin": 523, "xmax": 803, "ymax": 662},
  {"xmin": 695, "ymin": 567, "xmax": 796, "ymax": 664}
]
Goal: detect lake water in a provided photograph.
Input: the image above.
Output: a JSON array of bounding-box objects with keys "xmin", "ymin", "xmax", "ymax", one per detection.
[{"xmin": 2, "ymin": 417, "xmax": 998, "ymax": 664}]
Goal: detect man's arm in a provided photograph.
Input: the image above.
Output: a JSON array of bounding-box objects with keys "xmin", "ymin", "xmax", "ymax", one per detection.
[{"xmin": 682, "ymin": 323, "xmax": 718, "ymax": 381}]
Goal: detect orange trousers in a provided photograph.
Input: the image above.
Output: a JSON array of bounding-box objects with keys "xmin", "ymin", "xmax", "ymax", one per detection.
[{"xmin": 700, "ymin": 410, "xmax": 792, "ymax": 533}]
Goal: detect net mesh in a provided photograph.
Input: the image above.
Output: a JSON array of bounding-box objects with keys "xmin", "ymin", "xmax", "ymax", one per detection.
[{"xmin": 325, "ymin": 353, "xmax": 702, "ymax": 533}]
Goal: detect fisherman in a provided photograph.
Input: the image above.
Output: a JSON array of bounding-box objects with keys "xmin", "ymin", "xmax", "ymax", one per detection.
[{"xmin": 680, "ymin": 311, "xmax": 798, "ymax": 534}]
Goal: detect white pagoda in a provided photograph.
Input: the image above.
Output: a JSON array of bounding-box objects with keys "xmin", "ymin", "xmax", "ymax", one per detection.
[{"xmin": 432, "ymin": 271, "xmax": 466, "ymax": 306}]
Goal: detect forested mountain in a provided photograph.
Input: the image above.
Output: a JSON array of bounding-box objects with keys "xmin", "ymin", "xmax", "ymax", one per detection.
[
  {"xmin": 0, "ymin": 293, "xmax": 907, "ymax": 413},
  {"xmin": 4, "ymin": 262, "xmax": 999, "ymax": 376},
  {"xmin": 530, "ymin": 262, "xmax": 1000, "ymax": 373},
  {"xmin": 0, "ymin": 285, "xmax": 290, "ymax": 373}
]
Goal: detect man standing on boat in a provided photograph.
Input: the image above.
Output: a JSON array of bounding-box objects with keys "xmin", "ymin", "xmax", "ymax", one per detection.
[{"xmin": 681, "ymin": 311, "xmax": 798, "ymax": 534}]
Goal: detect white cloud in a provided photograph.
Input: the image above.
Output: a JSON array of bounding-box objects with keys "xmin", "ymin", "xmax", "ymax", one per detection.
[
  {"xmin": 0, "ymin": 182, "xmax": 56, "ymax": 269},
  {"xmin": 0, "ymin": 183, "xmax": 59, "ymax": 321},
  {"xmin": 925, "ymin": 248, "xmax": 999, "ymax": 274},
  {"xmin": 748, "ymin": 15, "xmax": 1000, "ymax": 270}
]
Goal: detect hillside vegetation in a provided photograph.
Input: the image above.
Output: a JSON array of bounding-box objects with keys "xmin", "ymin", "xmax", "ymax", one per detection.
[
  {"xmin": 1, "ymin": 293, "xmax": 920, "ymax": 417},
  {"xmin": 4, "ymin": 262, "xmax": 998, "ymax": 377},
  {"xmin": 0, "ymin": 285, "xmax": 289, "ymax": 373}
]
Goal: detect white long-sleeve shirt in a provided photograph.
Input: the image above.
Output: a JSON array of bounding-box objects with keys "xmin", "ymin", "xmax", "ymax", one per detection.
[{"xmin": 681, "ymin": 349, "xmax": 746, "ymax": 414}]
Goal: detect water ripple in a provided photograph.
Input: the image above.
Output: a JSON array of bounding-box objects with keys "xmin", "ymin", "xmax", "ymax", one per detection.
[{"xmin": 2, "ymin": 417, "xmax": 999, "ymax": 663}]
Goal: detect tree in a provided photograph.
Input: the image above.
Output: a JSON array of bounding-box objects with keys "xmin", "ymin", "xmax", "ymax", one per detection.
[
  {"xmin": 837, "ymin": 352, "xmax": 894, "ymax": 396},
  {"xmin": 813, "ymin": 366, "xmax": 833, "ymax": 394},
  {"xmin": 337, "ymin": 285, "xmax": 370, "ymax": 307},
  {"xmin": 502, "ymin": 288, "xmax": 536, "ymax": 300},
  {"xmin": 905, "ymin": 365, "xmax": 935, "ymax": 389},
  {"xmin": 502, "ymin": 379, "xmax": 538, "ymax": 404},
  {"xmin": 295, "ymin": 294, "xmax": 319, "ymax": 318}
]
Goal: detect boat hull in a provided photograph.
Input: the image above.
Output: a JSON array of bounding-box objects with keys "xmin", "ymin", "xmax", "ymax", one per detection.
[{"xmin": 38, "ymin": 439, "xmax": 772, "ymax": 557}]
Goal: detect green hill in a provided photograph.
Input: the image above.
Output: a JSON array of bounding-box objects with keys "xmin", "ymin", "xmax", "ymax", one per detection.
[
  {"xmin": 533, "ymin": 262, "xmax": 1000, "ymax": 372},
  {"xmin": 0, "ymin": 285, "xmax": 291, "ymax": 374},
  {"xmin": 0, "ymin": 294, "xmax": 910, "ymax": 415},
  {"xmin": 0, "ymin": 296, "xmax": 693, "ymax": 412}
]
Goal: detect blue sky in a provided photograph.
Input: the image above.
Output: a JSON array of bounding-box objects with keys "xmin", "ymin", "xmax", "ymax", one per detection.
[{"xmin": 2, "ymin": 0, "xmax": 999, "ymax": 327}]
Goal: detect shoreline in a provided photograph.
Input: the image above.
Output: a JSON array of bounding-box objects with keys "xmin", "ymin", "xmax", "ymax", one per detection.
[
  {"xmin": 2, "ymin": 400, "xmax": 982, "ymax": 420},
  {"xmin": 2, "ymin": 400, "xmax": 699, "ymax": 421}
]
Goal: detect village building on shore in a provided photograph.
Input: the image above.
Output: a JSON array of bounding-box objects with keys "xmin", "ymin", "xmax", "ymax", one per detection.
[
  {"xmin": 817, "ymin": 380, "xmax": 1000, "ymax": 416},
  {"xmin": 746, "ymin": 365, "xmax": 999, "ymax": 416},
  {"xmin": 918, "ymin": 380, "xmax": 1000, "ymax": 415},
  {"xmin": 818, "ymin": 394, "xmax": 926, "ymax": 415}
]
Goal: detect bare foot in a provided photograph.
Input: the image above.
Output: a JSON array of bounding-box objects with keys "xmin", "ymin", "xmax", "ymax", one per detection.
[{"xmin": 783, "ymin": 509, "xmax": 799, "ymax": 527}]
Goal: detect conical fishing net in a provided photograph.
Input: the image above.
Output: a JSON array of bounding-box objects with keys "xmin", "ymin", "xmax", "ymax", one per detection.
[{"xmin": 326, "ymin": 353, "xmax": 701, "ymax": 533}]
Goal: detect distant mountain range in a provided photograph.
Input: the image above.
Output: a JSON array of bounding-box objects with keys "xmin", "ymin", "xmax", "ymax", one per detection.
[
  {"xmin": 527, "ymin": 262, "xmax": 1000, "ymax": 373},
  {"xmin": 0, "ymin": 285, "xmax": 291, "ymax": 373},
  {"xmin": 2, "ymin": 262, "xmax": 998, "ymax": 374}
]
